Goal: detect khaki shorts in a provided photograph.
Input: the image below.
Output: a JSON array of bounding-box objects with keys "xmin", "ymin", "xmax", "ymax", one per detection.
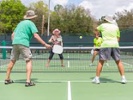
[
  {"xmin": 99, "ymin": 48, "xmax": 121, "ymax": 61},
  {"xmin": 10, "ymin": 44, "xmax": 32, "ymax": 61}
]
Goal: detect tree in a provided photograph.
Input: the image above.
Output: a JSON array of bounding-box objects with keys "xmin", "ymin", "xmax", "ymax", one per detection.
[
  {"xmin": 0, "ymin": 22, "xmax": 4, "ymax": 34},
  {"xmin": 50, "ymin": 4, "xmax": 95, "ymax": 36},
  {"xmin": 54, "ymin": 4, "xmax": 63, "ymax": 13},
  {"xmin": 28, "ymin": 1, "xmax": 49, "ymax": 35},
  {"xmin": 115, "ymin": 9, "xmax": 133, "ymax": 30},
  {"xmin": 0, "ymin": 0, "xmax": 26, "ymax": 34}
]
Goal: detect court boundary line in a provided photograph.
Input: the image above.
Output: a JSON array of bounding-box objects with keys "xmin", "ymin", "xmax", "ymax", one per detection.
[
  {"xmin": 0, "ymin": 80, "xmax": 133, "ymax": 83},
  {"xmin": 122, "ymin": 62, "xmax": 133, "ymax": 67},
  {"xmin": 68, "ymin": 81, "xmax": 72, "ymax": 100}
]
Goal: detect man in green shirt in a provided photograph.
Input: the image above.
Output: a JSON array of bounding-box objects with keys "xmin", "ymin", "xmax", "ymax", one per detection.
[
  {"xmin": 92, "ymin": 16, "xmax": 127, "ymax": 84},
  {"xmin": 5, "ymin": 10, "xmax": 51, "ymax": 87}
]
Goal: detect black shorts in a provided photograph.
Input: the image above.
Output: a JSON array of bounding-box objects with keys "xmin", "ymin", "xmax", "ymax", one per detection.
[
  {"xmin": 49, "ymin": 49, "xmax": 63, "ymax": 60},
  {"xmin": 94, "ymin": 49, "xmax": 100, "ymax": 51}
]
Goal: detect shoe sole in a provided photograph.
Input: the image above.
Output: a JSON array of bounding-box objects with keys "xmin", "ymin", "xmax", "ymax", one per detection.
[
  {"xmin": 5, "ymin": 80, "xmax": 14, "ymax": 85},
  {"xmin": 25, "ymin": 85, "xmax": 35, "ymax": 87},
  {"xmin": 25, "ymin": 82, "xmax": 35, "ymax": 87}
]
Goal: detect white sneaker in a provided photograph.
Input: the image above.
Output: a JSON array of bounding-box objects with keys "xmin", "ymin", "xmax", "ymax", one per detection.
[
  {"xmin": 92, "ymin": 77, "xmax": 100, "ymax": 84},
  {"xmin": 89, "ymin": 63, "xmax": 93, "ymax": 66},
  {"xmin": 121, "ymin": 78, "xmax": 127, "ymax": 84}
]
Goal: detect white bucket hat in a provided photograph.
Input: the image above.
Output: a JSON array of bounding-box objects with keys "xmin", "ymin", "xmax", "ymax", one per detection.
[
  {"xmin": 103, "ymin": 16, "xmax": 114, "ymax": 23},
  {"xmin": 24, "ymin": 10, "xmax": 37, "ymax": 19}
]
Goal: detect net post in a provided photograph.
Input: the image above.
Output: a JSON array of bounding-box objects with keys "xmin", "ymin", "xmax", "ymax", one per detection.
[{"xmin": 2, "ymin": 40, "xmax": 6, "ymax": 59}]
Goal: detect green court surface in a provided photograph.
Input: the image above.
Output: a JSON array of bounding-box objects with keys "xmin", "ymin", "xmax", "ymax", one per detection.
[
  {"xmin": 1, "ymin": 48, "xmax": 133, "ymax": 100},
  {"xmin": 0, "ymin": 72, "xmax": 133, "ymax": 100}
]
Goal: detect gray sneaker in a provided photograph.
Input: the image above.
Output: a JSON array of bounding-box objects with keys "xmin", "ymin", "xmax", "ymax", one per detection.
[{"xmin": 92, "ymin": 77, "xmax": 100, "ymax": 84}]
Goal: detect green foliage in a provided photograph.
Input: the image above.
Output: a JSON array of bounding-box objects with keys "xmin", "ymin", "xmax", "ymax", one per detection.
[
  {"xmin": 0, "ymin": 22, "xmax": 4, "ymax": 34},
  {"xmin": 1, "ymin": 0, "xmax": 133, "ymax": 36},
  {"xmin": 0, "ymin": 0, "xmax": 96, "ymax": 36},
  {"xmin": 0, "ymin": 0, "xmax": 27, "ymax": 34},
  {"xmin": 50, "ymin": 5, "xmax": 95, "ymax": 36},
  {"xmin": 115, "ymin": 9, "xmax": 133, "ymax": 30},
  {"xmin": 28, "ymin": 1, "xmax": 49, "ymax": 35}
]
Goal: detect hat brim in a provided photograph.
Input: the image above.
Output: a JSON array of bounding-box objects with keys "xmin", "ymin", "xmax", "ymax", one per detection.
[
  {"xmin": 53, "ymin": 31, "xmax": 61, "ymax": 34},
  {"xmin": 23, "ymin": 15, "xmax": 37, "ymax": 19},
  {"xmin": 53, "ymin": 30, "xmax": 61, "ymax": 34},
  {"xmin": 103, "ymin": 18, "xmax": 114, "ymax": 23}
]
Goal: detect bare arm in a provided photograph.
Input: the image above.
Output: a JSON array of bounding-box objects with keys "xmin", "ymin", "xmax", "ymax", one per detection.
[
  {"xmin": 117, "ymin": 37, "xmax": 120, "ymax": 42},
  {"xmin": 48, "ymin": 36, "xmax": 54, "ymax": 43},
  {"xmin": 11, "ymin": 32, "xmax": 14, "ymax": 41},
  {"xmin": 33, "ymin": 33, "xmax": 51, "ymax": 48}
]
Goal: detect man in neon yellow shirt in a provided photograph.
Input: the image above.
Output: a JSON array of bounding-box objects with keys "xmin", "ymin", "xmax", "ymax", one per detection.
[
  {"xmin": 90, "ymin": 33, "xmax": 102, "ymax": 66},
  {"xmin": 92, "ymin": 16, "xmax": 127, "ymax": 84}
]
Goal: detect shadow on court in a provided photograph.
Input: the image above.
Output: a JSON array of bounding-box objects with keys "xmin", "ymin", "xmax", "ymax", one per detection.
[
  {"xmin": 14, "ymin": 78, "xmax": 63, "ymax": 84},
  {"xmin": 14, "ymin": 78, "xmax": 38, "ymax": 84},
  {"xmin": 90, "ymin": 77, "xmax": 120, "ymax": 83}
]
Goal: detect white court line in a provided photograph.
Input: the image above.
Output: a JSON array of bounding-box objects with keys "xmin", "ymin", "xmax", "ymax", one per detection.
[
  {"xmin": 68, "ymin": 81, "xmax": 72, "ymax": 100},
  {"xmin": 67, "ymin": 53, "xmax": 70, "ymax": 68},
  {"xmin": 122, "ymin": 62, "xmax": 133, "ymax": 67},
  {"xmin": 0, "ymin": 80, "xmax": 133, "ymax": 83}
]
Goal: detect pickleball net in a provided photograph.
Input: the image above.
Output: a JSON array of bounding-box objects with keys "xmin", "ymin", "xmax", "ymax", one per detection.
[{"xmin": 0, "ymin": 46, "xmax": 133, "ymax": 72}]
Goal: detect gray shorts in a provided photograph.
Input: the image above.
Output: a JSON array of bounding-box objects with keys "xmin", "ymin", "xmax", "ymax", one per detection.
[
  {"xmin": 10, "ymin": 44, "xmax": 32, "ymax": 61},
  {"xmin": 99, "ymin": 48, "xmax": 121, "ymax": 61}
]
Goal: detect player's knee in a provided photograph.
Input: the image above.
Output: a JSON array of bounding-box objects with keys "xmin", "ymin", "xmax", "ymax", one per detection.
[{"xmin": 11, "ymin": 60, "xmax": 16, "ymax": 64}]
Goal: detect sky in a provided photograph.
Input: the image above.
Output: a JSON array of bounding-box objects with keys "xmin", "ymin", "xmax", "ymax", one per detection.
[{"xmin": 15, "ymin": 0, "xmax": 133, "ymax": 19}]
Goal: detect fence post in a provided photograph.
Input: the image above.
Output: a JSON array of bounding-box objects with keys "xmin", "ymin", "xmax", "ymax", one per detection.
[{"xmin": 2, "ymin": 40, "xmax": 6, "ymax": 59}]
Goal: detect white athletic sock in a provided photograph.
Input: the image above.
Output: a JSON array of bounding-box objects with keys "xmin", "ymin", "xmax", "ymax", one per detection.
[
  {"xmin": 122, "ymin": 75, "xmax": 125, "ymax": 79},
  {"xmin": 95, "ymin": 76, "xmax": 99, "ymax": 79}
]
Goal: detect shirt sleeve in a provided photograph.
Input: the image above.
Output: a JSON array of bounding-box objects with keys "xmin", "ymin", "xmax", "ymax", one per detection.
[
  {"xmin": 117, "ymin": 29, "xmax": 120, "ymax": 38},
  {"xmin": 29, "ymin": 21, "xmax": 38, "ymax": 34},
  {"xmin": 97, "ymin": 25, "xmax": 102, "ymax": 32}
]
